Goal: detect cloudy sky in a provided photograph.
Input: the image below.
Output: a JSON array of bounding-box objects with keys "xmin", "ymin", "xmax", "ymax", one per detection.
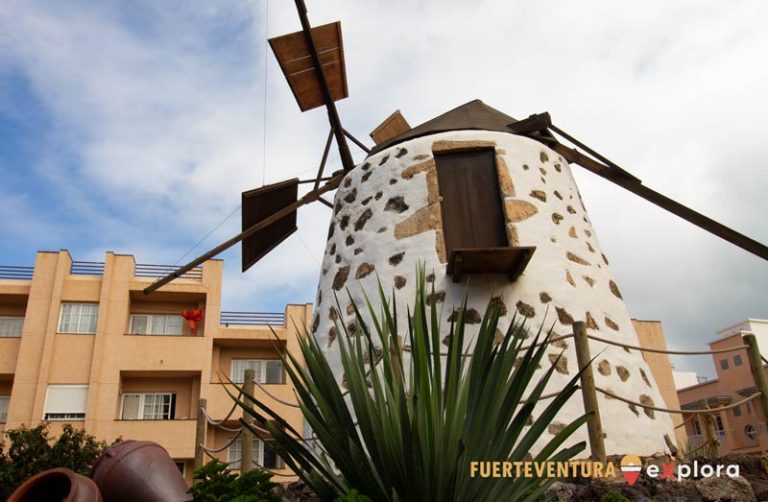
[{"xmin": 1, "ymin": 0, "xmax": 766, "ymax": 378}]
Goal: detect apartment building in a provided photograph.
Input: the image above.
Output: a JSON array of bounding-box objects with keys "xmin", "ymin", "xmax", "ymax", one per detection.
[
  {"xmin": 677, "ymin": 319, "xmax": 768, "ymax": 455},
  {"xmin": 0, "ymin": 250, "xmax": 309, "ymax": 483}
]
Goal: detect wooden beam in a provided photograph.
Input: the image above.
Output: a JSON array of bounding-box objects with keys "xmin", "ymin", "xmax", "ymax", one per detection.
[
  {"xmin": 314, "ymin": 128, "xmax": 334, "ymax": 191},
  {"xmin": 552, "ymin": 143, "xmax": 768, "ymax": 262},
  {"xmin": 294, "ymin": 0, "xmax": 355, "ymax": 171},
  {"xmin": 143, "ymin": 173, "xmax": 344, "ymax": 294}
]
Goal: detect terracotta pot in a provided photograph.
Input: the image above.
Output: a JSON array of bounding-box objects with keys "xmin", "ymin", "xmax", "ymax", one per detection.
[
  {"xmin": 92, "ymin": 440, "xmax": 192, "ymax": 502},
  {"xmin": 8, "ymin": 467, "xmax": 102, "ymax": 502}
]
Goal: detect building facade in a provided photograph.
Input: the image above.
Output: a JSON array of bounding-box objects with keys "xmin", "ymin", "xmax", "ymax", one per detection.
[
  {"xmin": 677, "ymin": 319, "xmax": 768, "ymax": 455},
  {"xmin": 0, "ymin": 250, "xmax": 309, "ymax": 483}
]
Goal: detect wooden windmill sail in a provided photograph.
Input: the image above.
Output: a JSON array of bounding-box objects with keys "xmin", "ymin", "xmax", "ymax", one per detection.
[{"xmin": 143, "ymin": 0, "xmax": 768, "ymax": 296}]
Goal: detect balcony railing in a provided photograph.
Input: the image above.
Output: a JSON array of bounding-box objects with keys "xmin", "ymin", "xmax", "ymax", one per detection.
[
  {"xmin": 220, "ymin": 311, "xmax": 284, "ymax": 327},
  {"xmin": 0, "ymin": 265, "xmax": 34, "ymax": 280},
  {"xmin": 134, "ymin": 264, "xmax": 203, "ymax": 280},
  {"xmin": 70, "ymin": 261, "xmax": 105, "ymax": 276}
]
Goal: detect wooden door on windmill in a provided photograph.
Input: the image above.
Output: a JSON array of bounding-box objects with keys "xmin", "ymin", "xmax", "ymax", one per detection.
[{"xmin": 435, "ymin": 149, "xmax": 508, "ymax": 254}]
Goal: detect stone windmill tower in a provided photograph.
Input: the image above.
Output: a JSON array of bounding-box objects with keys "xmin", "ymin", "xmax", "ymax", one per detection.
[
  {"xmin": 311, "ymin": 100, "xmax": 674, "ymax": 455},
  {"xmin": 144, "ymin": 1, "xmax": 768, "ymax": 457}
]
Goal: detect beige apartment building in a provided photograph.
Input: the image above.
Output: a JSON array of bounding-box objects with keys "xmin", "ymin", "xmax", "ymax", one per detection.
[
  {"xmin": 677, "ymin": 319, "xmax": 768, "ymax": 455},
  {"xmin": 0, "ymin": 250, "xmax": 309, "ymax": 483}
]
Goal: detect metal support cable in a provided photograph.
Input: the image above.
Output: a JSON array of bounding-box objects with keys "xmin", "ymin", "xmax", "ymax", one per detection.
[
  {"xmin": 674, "ymin": 413, "xmax": 698, "ymax": 430},
  {"xmin": 252, "ymin": 380, "xmax": 302, "ymax": 408},
  {"xmin": 400, "ymin": 334, "xmax": 575, "ymax": 358},
  {"xmin": 595, "ymin": 387, "xmax": 760, "ymax": 414},
  {"xmin": 586, "ymin": 333, "xmax": 747, "ymax": 355},
  {"xmin": 201, "ymin": 393, "xmax": 242, "ymax": 426},
  {"xmin": 199, "ymin": 429, "xmax": 243, "ymax": 453}
]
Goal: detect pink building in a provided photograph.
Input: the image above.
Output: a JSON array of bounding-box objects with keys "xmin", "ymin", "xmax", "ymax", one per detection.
[{"xmin": 677, "ymin": 319, "xmax": 768, "ymax": 455}]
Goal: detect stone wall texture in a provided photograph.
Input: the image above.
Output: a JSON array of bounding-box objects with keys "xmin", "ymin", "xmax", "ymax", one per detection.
[{"xmin": 312, "ymin": 129, "xmax": 675, "ymax": 456}]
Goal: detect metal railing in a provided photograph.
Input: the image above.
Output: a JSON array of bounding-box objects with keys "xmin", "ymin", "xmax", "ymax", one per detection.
[
  {"xmin": 135, "ymin": 263, "xmax": 203, "ymax": 280},
  {"xmin": 220, "ymin": 311, "xmax": 285, "ymax": 327},
  {"xmin": 70, "ymin": 261, "xmax": 105, "ymax": 276},
  {"xmin": 0, "ymin": 266, "xmax": 34, "ymax": 280}
]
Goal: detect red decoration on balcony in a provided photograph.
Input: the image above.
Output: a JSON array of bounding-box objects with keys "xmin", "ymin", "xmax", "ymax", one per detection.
[{"xmin": 181, "ymin": 309, "xmax": 203, "ymax": 334}]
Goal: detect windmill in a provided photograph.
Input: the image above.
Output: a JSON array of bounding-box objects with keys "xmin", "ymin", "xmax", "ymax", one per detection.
[{"xmin": 143, "ymin": 0, "xmax": 768, "ymax": 456}]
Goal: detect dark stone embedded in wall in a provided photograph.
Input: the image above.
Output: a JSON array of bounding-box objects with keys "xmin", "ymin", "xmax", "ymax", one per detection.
[
  {"xmin": 355, "ymin": 262, "xmax": 375, "ymax": 279},
  {"xmin": 377, "ymin": 227, "xmax": 387, "ymax": 233},
  {"xmin": 522, "ymin": 164, "xmax": 530, "ymax": 170},
  {"xmin": 602, "ymin": 253, "xmax": 610, "ymax": 265},
  {"xmin": 448, "ymin": 308, "xmax": 482, "ymax": 324},
  {"xmin": 362, "ymin": 346, "xmax": 385, "ymax": 365},
  {"xmin": 389, "ymin": 179, "xmax": 398, "ymax": 185},
  {"xmin": 312, "ymin": 314, "xmax": 319, "ymax": 332},
  {"xmin": 335, "ymin": 255, "xmax": 341, "ymax": 264},
  {"xmin": 426, "ymin": 273, "xmax": 435, "ymax": 282},
  {"xmin": 394, "ymin": 275, "xmax": 406, "ymax": 289},
  {"xmin": 566, "ymin": 252, "xmax": 591, "ymax": 266},
  {"xmin": 539, "ymin": 167, "xmax": 547, "ymax": 176},
  {"xmin": 605, "ymin": 317, "xmax": 620, "ymax": 331},
  {"xmin": 328, "ymin": 222, "xmax": 335, "ymax": 239},
  {"xmin": 516, "ymin": 300, "xmax": 535, "ymax": 318},
  {"xmin": 375, "ymin": 191, "xmax": 383, "ymax": 200},
  {"xmin": 553, "ymin": 190, "xmax": 563, "ymax": 200},
  {"xmin": 426, "ymin": 291, "xmax": 446, "ymax": 306},
  {"xmin": 346, "ymin": 304, "xmax": 355, "ymax": 316},
  {"xmin": 639, "ymin": 395, "xmax": 655, "ymax": 419},
  {"xmin": 343, "ymin": 177, "xmax": 352, "ymax": 188},
  {"xmin": 617, "ymin": 366, "xmax": 630, "ymax": 382},
  {"xmin": 552, "ymin": 213, "xmax": 564, "ymax": 225},
  {"xmin": 587, "ymin": 242, "xmax": 595, "ymax": 253},
  {"xmin": 549, "ymin": 354, "xmax": 568, "ymax": 374},
  {"xmin": 395, "ymin": 147, "xmax": 408, "ymax": 158},
  {"xmin": 332, "ymin": 266, "xmax": 350, "ymax": 290},
  {"xmin": 548, "ymin": 422, "xmax": 565, "ymax": 435},
  {"xmin": 640, "ymin": 368, "xmax": 651, "ymax": 387},
  {"xmin": 540, "ymin": 177, "xmax": 546, "ymax": 184},
  {"xmin": 344, "ymin": 188, "xmax": 357, "ymax": 203},
  {"xmin": 567, "ymin": 205, "xmax": 576, "ymax": 214},
  {"xmin": 566, "ymin": 270, "xmax": 575, "ymax": 287},
  {"xmin": 327, "ymin": 327, "xmax": 337, "ymax": 348},
  {"xmin": 568, "ymin": 226, "xmax": 577, "ymax": 238},
  {"xmin": 354, "ymin": 209, "xmax": 373, "ymax": 231},
  {"xmin": 354, "ymin": 247, "xmax": 363, "ymax": 255},
  {"xmin": 385, "ymin": 196, "xmax": 410, "ymax": 213},
  {"xmin": 361, "ymin": 171, "xmax": 372, "ymax": 183},
  {"xmin": 609, "ymin": 280, "xmax": 623, "ymax": 299},
  {"xmin": 556, "ymin": 307, "xmax": 574, "ymax": 325},
  {"xmin": 361, "ymin": 162, "xmax": 371, "ymax": 171},
  {"xmin": 583, "ymin": 275, "xmax": 595, "ymax": 287},
  {"xmin": 554, "ymin": 163, "xmax": 562, "ymax": 172},
  {"xmin": 598, "ymin": 360, "xmax": 611, "ymax": 375},
  {"xmin": 628, "ymin": 403, "xmax": 639, "ymax": 416},
  {"xmin": 379, "ymin": 154, "xmax": 390, "ymax": 166},
  {"xmin": 585, "ymin": 229, "xmax": 592, "ymax": 237},
  {"xmin": 345, "ymin": 235, "xmax": 355, "ymax": 246},
  {"xmin": 585, "ymin": 312, "xmax": 599, "ymax": 330},
  {"xmin": 526, "ymin": 415, "xmax": 534, "ymax": 426},
  {"xmin": 322, "ymin": 268, "xmax": 328, "ymax": 275},
  {"xmin": 530, "ymin": 190, "xmax": 547, "ymax": 202},
  {"xmin": 539, "ymin": 292, "xmax": 552, "ymax": 303},
  {"xmin": 412, "ymin": 154, "xmax": 429, "ymax": 161},
  {"xmin": 551, "ymin": 337, "xmax": 568, "ymax": 349},
  {"xmin": 330, "ymin": 243, "xmax": 336, "ymax": 255},
  {"xmin": 340, "ymin": 215, "xmax": 350, "ymax": 230},
  {"xmin": 489, "ymin": 296, "xmax": 508, "ymax": 316},
  {"xmin": 389, "ymin": 252, "xmax": 405, "ymax": 266},
  {"xmin": 540, "ymin": 151, "xmax": 549, "ymax": 163},
  {"xmin": 329, "ymin": 307, "xmax": 338, "ymax": 321}
]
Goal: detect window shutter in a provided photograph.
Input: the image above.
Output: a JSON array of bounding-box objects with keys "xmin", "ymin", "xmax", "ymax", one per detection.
[
  {"xmin": 130, "ymin": 315, "xmax": 149, "ymax": 335},
  {"xmin": 0, "ymin": 316, "xmax": 23, "ymax": 337},
  {"xmin": 45, "ymin": 385, "xmax": 88, "ymax": 415},
  {"xmin": 266, "ymin": 360, "xmax": 283, "ymax": 384},
  {"xmin": 122, "ymin": 394, "xmax": 141, "ymax": 419}
]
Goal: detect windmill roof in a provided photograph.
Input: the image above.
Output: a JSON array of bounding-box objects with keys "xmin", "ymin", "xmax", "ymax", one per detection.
[{"xmin": 369, "ymin": 99, "xmax": 518, "ymax": 154}]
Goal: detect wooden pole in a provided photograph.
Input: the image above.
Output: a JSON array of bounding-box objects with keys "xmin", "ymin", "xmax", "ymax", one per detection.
[
  {"xmin": 193, "ymin": 398, "xmax": 207, "ymax": 479},
  {"xmin": 241, "ymin": 368, "xmax": 255, "ymax": 473},
  {"xmin": 743, "ymin": 334, "xmax": 768, "ymax": 443},
  {"xmin": 698, "ymin": 400, "xmax": 719, "ymax": 457},
  {"xmin": 572, "ymin": 321, "xmax": 606, "ymax": 462}
]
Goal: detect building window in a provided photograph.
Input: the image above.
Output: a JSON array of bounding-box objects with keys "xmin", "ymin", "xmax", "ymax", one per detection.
[
  {"xmin": 121, "ymin": 393, "xmax": 176, "ymax": 420},
  {"xmin": 733, "ymin": 355, "xmax": 743, "ymax": 367},
  {"xmin": 0, "ymin": 316, "xmax": 24, "ymax": 337},
  {"xmin": 747, "ymin": 402, "xmax": 752, "ymax": 414},
  {"xmin": 227, "ymin": 438, "xmax": 283, "ymax": 469},
  {"xmin": 231, "ymin": 360, "xmax": 284, "ymax": 384},
  {"xmin": 693, "ymin": 419, "xmax": 702, "ymax": 436},
  {"xmin": 715, "ymin": 415, "xmax": 725, "ymax": 434},
  {"xmin": 129, "ymin": 314, "xmax": 183, "ymax": 336},
  {"xmin": 174, "ymin": 461, "xmax": 185, "ymax": 476},
  {"xmin": 58, "ymin": 303, "xmax": 98, "ymax": 334},
  {"xmin": 0, "ymin": 396, "xmax": 9, "ymax": 422},
  {"xmin": 44, "ymin": 385, "xmax": 88, "ymax": 420},
  {"xmin": 720, "ymin": 359, "xmax": 729, "ymax": 370},
  {"xmin": 733, "ymin": 405, "xmax": 742, "ymax": 417},
  {"xmin": 745, "ymin": 425, "xmax": 757, "ymax": 440}
]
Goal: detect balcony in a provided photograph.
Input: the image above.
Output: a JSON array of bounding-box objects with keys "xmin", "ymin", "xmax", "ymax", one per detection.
[
  {"xmin": 220, "ymin": 311, "xmax": 285, "ymax": 327},
  {"xmin": 0, "ymin": 266, "xmax": 34, "ymax": 281},
  {"xmin": 134, "ymin": 263, "xmax": 202, "ymax": 281},
  {"xmin": 70, "ymin": 261, "xmax": 105, "ymax": 276}
]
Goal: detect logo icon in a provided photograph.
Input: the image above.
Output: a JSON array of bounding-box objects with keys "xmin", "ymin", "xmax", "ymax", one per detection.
[{"xmin": 620, "ymin": 455, "xmax": 642, "ymax": 485}]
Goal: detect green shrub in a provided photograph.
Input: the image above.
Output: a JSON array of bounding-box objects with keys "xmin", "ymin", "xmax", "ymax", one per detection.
[
  {"xmin": 230, "ymin": 268, "xmax": 589, "ymax": 501},
  {"xmin": 188, "ymin": 458, "xmax": 279, "ymax": 502}
]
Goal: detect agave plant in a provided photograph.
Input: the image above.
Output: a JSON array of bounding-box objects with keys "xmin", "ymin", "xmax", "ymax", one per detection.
[{"xmin": 229, "ymin": 270, "xmax": 588, "ymax": 501}]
